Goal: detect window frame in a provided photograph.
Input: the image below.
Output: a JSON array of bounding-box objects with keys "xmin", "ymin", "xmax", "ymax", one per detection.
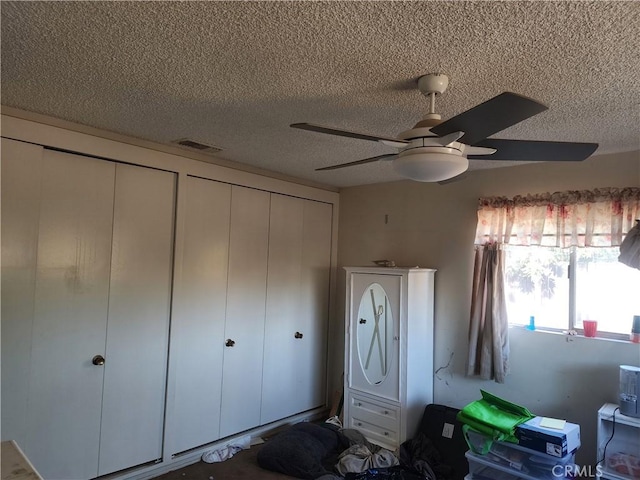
[{"xmin": 505, "ymin": 245, "xmax": 634, "ymax": 341}]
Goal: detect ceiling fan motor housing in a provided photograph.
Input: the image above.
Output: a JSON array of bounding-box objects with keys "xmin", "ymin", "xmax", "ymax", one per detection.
[{"xmin": 418, "ymin": 74, "xmax": 449, "ymax": 96}]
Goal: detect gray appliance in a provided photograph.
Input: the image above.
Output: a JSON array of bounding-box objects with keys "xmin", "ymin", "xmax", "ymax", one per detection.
[{"xmin": 619, "ymin": 365, "xmax": 640, "ymax": 417}]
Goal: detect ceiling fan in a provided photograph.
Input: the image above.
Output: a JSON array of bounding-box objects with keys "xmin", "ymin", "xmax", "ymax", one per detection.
[{"xmin": 291, "ymin": 74, "xmax": 598, "ymax": 183}]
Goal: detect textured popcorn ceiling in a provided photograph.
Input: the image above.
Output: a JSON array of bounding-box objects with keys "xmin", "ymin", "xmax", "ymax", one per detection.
[{"xmin": 2, "ymin": 1, "xmax": 639, "ymax": 188}]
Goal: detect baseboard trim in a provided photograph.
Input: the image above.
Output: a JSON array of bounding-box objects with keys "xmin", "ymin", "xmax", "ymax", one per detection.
[{"xmin": 102, "ymin": 407, "xmax": 329, "ymax": 480}]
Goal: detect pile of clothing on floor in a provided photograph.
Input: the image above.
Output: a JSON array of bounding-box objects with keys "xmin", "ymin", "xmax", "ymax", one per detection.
[{"xmin": 256, "ymin": 419, "xmax": 457, "ymax": 480}]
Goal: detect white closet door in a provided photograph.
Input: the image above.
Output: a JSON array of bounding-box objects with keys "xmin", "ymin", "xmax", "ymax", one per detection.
[
  {"xmin": 26, "ymin": 150, "xmax": 116, "ymax": 480},
  {"xmin": 297, "ymin": 200, "xmax": 332, "ymax": 412},
  {"xmin": 262, "ymin": 194, "xmax": 305, "ymax": 423},
  {"xmin": 171, "ymin": 176, "xmax": 231, "ymax": 454},
  {"xmin": 1, "ymin": 139, "xmax": 43, "ymax": 446},
  {"xmin": 262, "ymin": 197, "xmax": 332, "ymax": 423},
  {"xmin": 220, "ymin": 186, "xmax": 270, "ymax": 437},
  {"xmin": 98, "ymin": 164, "xmax": 176, "ymax": 476}
]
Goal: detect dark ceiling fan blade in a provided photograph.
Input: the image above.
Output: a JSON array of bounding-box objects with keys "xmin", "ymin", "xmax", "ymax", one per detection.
[
  {"xmin": 430, "ymin": 92, "xmax": 548, "ymax": 145},
  {"xmin": 467, "ymin": 138, "xmax": 598, "ymax": 161},
  {"xmin": 316, "ymin": 154, "xmax": 398, "ymax": 171},
  {"xmin": 291, "ymin": 122, "xmax": 408, "ymax": 147}
]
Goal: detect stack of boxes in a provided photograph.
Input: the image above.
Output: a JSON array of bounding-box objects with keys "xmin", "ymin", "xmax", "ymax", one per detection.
[{"xmin": 464, "ymin": 416, "xmax": 581, "ymax": 480}]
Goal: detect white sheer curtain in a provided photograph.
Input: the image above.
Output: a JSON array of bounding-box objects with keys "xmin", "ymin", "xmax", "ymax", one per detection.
[{"xmin": 467, "ymin": 187, "xmax": 640, "ymax": 383}]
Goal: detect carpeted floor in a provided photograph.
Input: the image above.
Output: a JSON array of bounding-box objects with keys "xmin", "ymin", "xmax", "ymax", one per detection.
[{"xmin": 152, "ymin": 443, "xmax": 296, "ymax": 480}]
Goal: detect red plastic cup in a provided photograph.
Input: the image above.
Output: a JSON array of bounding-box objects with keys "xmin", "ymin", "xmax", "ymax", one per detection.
[{"xmin": 583, "ymin": 320, "xmax": 598, "ymax": 338}]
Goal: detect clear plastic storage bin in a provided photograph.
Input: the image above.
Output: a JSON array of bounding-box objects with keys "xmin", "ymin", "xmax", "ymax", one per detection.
[{"xmin": 465, "ymin": 443, "xmax": 577, "ymax": 480}]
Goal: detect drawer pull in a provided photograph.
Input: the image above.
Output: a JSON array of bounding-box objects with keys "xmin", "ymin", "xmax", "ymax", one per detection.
[
  {"xmin": 383, "ymin": 410, "xmax": 389, "ymax": 415},
  {"xmin": 384, "ymin": 431, "xmax": 389, "ymax": 436},
  {"xmin": 357, "ymin": 422, "xmax": 362, "ymax": 427},
  {"xmin": 294, "ymin": 331, "xmax": 303, "ymax": 339},
  {"xmin": 356, "ymin": 402, "xmax": 362, "ymax": 406}
]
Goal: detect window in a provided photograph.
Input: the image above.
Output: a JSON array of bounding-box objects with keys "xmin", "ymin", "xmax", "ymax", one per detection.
[
  {"xmin": 505, "ymin": 245, "xmax": 640, "ymax": 338},
  {"xmin": 505, "ymin": 245, "xmax": 569, "ymax": 331},
  {"xmin": 474, "ymin": 187, "xmax": 640, "ymax": 341}
]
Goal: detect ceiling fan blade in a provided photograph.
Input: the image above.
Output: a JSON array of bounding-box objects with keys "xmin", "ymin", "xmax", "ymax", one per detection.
[
  {"xmin": 467, "ymin": 139, "xmax": 598, "ymax": 161},
  {"xmin": 430, "ymin": 92, "xmax": 548, "ymax": 145},
  {"xmin": 291, "ymin": 122, "xmax": 408, "ymax": 148},
  {"xmin": 315, "ymin": 154, "xmax": 398, "ymax": 171}
]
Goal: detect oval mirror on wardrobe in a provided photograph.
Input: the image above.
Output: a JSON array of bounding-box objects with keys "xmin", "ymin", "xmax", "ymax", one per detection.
[{"xmin": 356, "ymin": 282, "xmax": 393, "ymax": 385}]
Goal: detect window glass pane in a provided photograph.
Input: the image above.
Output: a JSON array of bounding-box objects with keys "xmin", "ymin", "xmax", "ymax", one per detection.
[
  {"xmin": 575, "ymin": 247, "xmax": 640, "ymax": 335},
  {"xmin": 505, "ymin": 246, "xmax": 570, "ymax": 330}
]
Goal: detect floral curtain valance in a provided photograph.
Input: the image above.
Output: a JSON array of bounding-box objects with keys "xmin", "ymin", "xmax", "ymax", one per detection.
[{"xmin": 475, "ymin": 187, "xmax": 640, "ymax": 247}]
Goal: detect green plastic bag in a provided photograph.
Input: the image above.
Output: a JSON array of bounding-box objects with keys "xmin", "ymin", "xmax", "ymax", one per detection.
[{"xmin": 456, "ymin": 390, "xmax": 534, "ymax": 452}]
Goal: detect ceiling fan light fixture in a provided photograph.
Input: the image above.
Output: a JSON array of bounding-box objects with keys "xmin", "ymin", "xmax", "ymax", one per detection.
[{"xmin": 392, "ymin": 148, "xmax": 468, "ymax": 182}]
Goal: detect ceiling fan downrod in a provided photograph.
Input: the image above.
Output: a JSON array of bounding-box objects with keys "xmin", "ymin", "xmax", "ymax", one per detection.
[{"xmin": 416, "ymin": 73, "xmax": 449, "ymax": 124}]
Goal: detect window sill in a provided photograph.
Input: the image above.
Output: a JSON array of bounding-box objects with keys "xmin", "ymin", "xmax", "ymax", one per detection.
[{"xmin": 509, "ymin": 324, "xmax": 638, "ymax": 344}]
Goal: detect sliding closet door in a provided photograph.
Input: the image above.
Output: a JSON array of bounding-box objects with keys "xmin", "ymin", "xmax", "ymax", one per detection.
[
  {"xmin": 98, "ymin": 164, "xmax": 176, "ymax": 476},
  {"xmin": 2, "ymin": 146, "xmax": 177, "ymax": 479},
  {"xmin": 171, "ymin": 176, "xmax": 231, "ymax": 454},
  {"xmin": 219, "ymin": 186, "xmax": 270, "ymax": 437},
  {"xmin": 262, "ymin": 196, "xmax": 332, "ymax": 423},
  {"xmin": 26, "ymin": 149, "xmax": 116, "ymax": 480},
  {"xmin": 296, "ymin": 199, "xmax": 332, "ymax": 413},
  {"xmin": 262, "ymin": 194, "xmax": 305, "ymax": 423},
  {"xmin": 1, "ymin": 139, "xmax": 43, "ymax": 447}
]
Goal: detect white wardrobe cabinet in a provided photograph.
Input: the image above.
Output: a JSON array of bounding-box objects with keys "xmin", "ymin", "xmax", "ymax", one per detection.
[
  {"xmin": 170, "ymin": 180, "xmax": 333, "ymax": 455},
  {"xmin": 344, "ymin": 267, "xmax": 435, "ymax": 451},
  {"xmin": 1, "ymin": 140, "xmax": 176, "ymax": 479}
]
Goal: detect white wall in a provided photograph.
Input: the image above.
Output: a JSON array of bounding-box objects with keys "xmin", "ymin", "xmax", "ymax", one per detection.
[{"xmin": 333, "ymin": 150, "xmax": 640, "ymax": 467}]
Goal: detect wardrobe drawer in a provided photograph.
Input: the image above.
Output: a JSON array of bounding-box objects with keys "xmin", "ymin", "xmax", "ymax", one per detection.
[
  {"xmin": 348, "ymin": 393, "xmax": 399, "ymax": 430},
  {"xmin": 348, "ymin": 414, "xmax": 399, "ymax": 447}
]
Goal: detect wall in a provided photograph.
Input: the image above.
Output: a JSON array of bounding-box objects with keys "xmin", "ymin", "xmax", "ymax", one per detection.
[{"xmin": 333, "ymin": 150, "xmax": 640, "ymax": 467}]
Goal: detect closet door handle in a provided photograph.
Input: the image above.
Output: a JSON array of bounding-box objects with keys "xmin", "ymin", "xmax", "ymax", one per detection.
[
  {"xmin": 92, "ymin": 355, "xmax": 105, "ymax": 366},
  {"xmin": 225, "ymin": 339, "xmax": 235, "ymax": 347},
  {"xmin": 294, "ymin": 332, "xmax": 303, "ymax": 339}
]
